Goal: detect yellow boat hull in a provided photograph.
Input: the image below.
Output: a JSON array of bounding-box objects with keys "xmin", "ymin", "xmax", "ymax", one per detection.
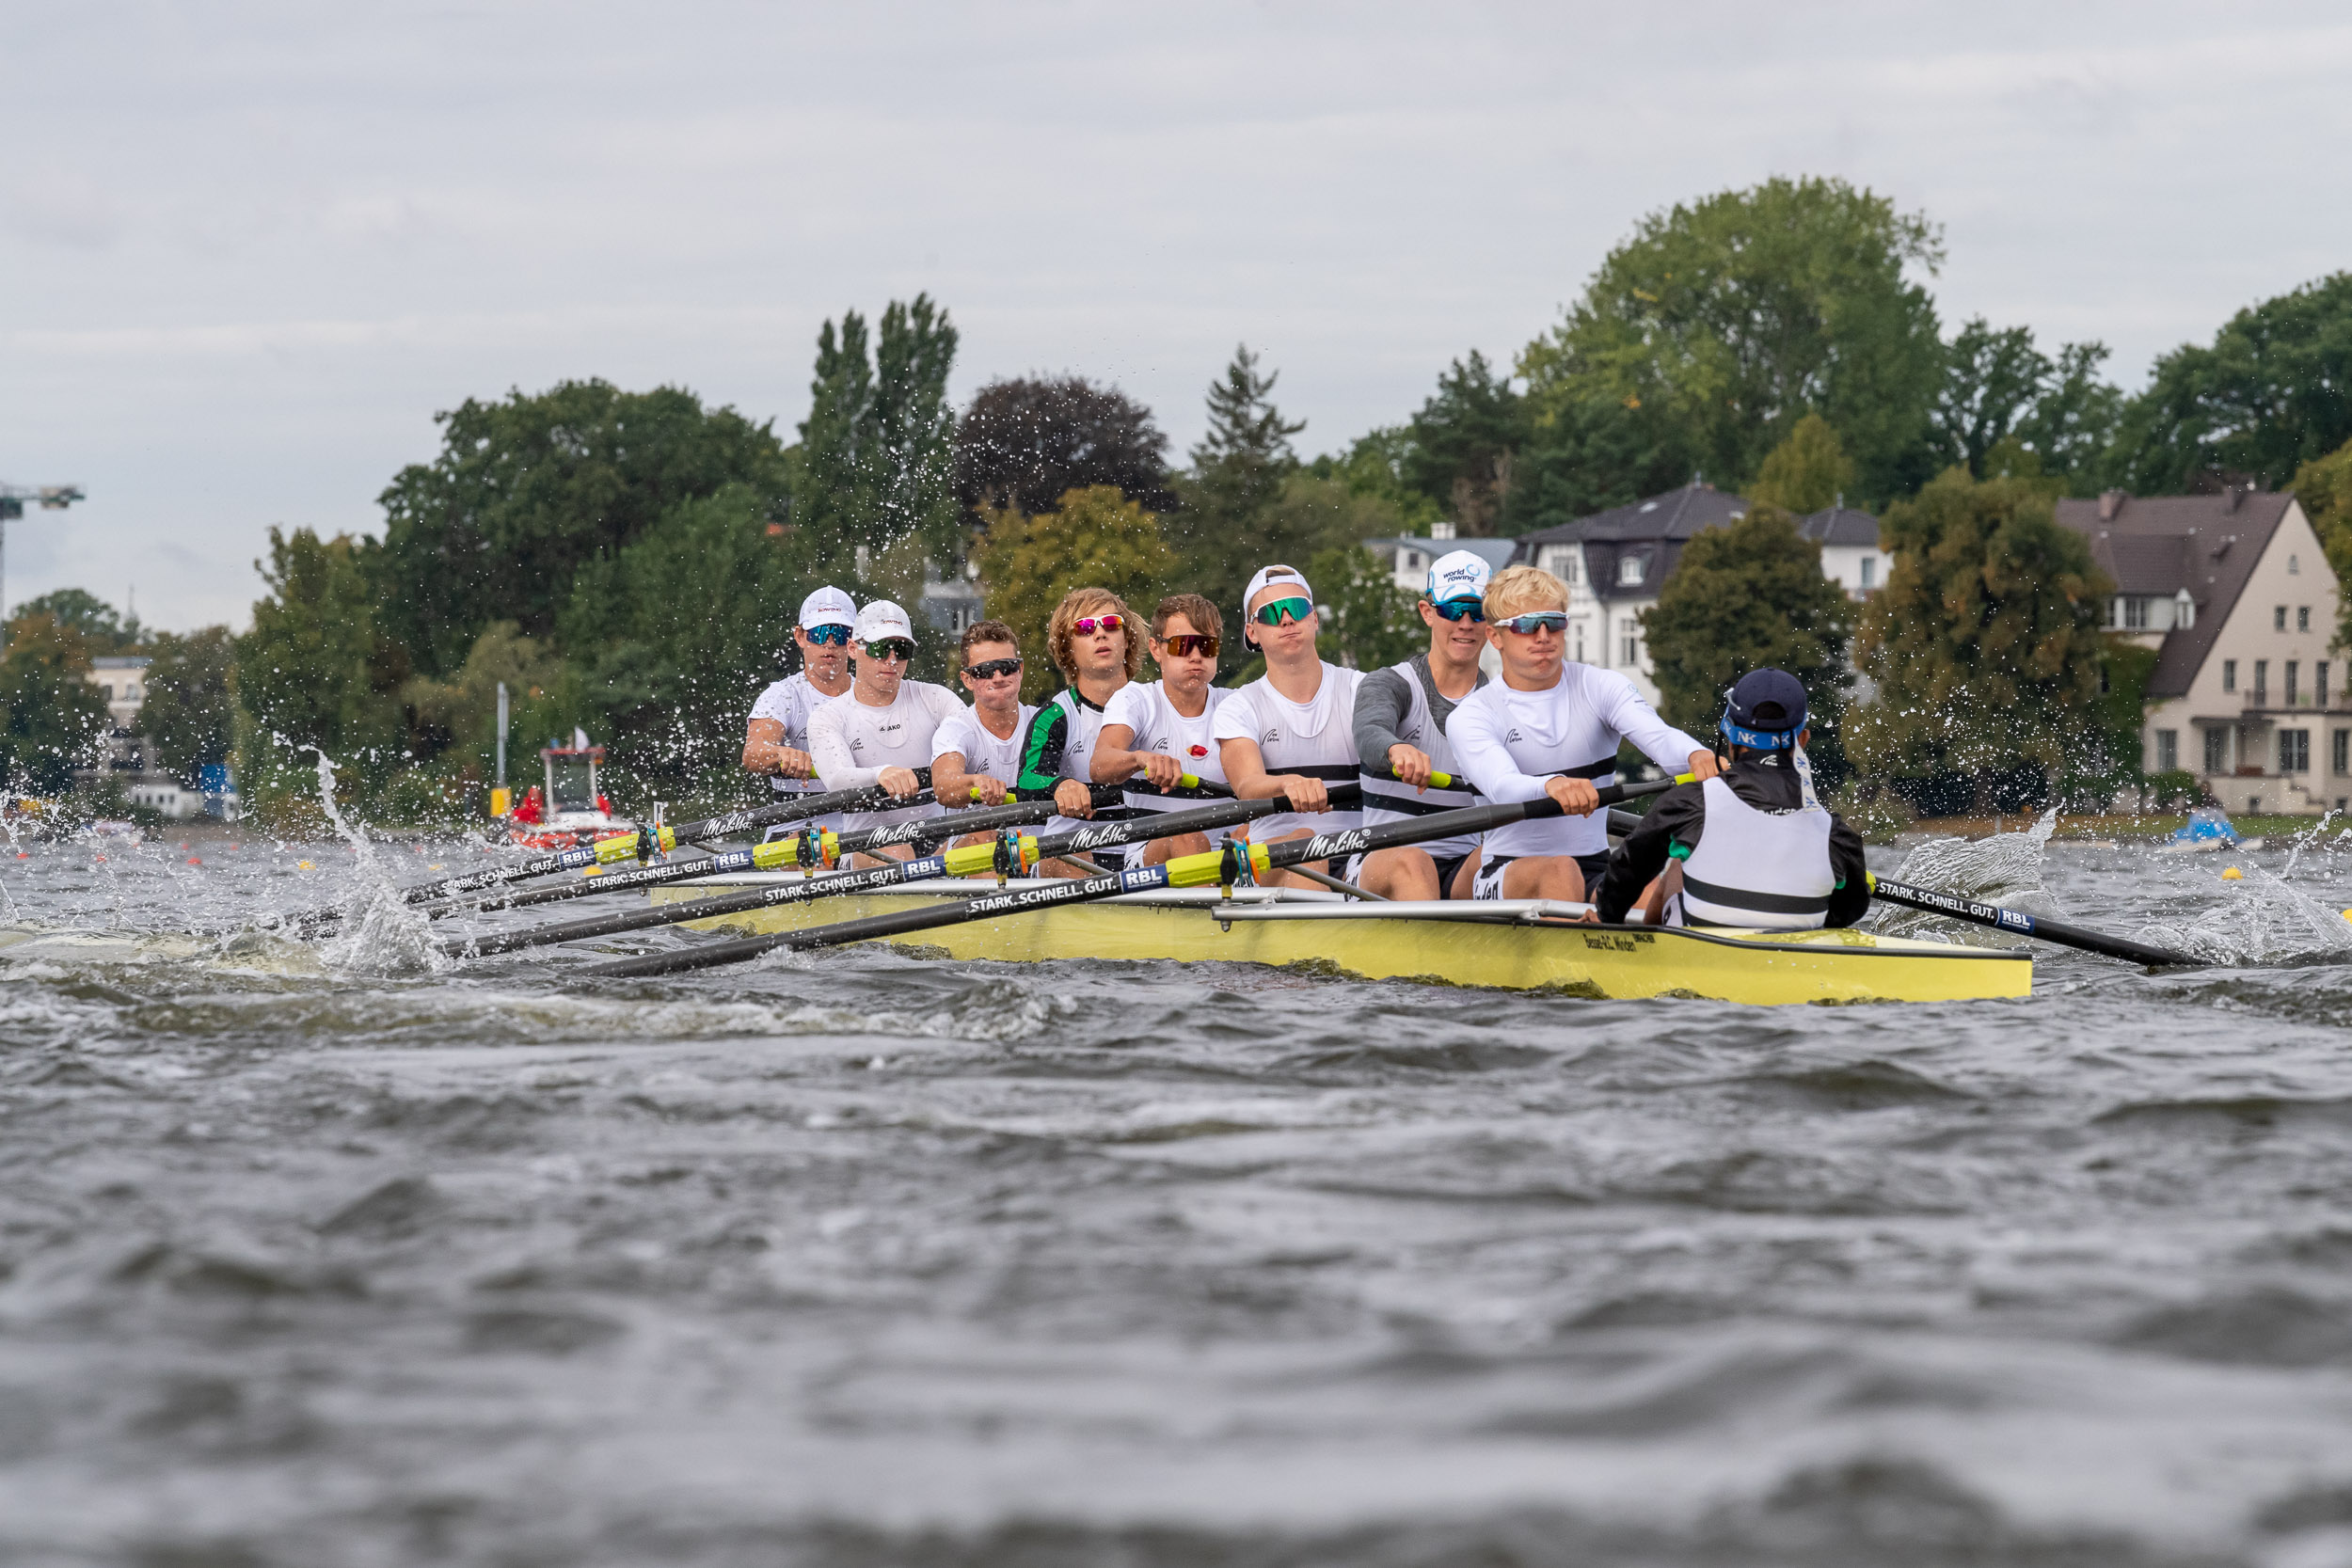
[{"xmin": 645, "ymin": 881, "xmax": 2028, "ymax": 1006}]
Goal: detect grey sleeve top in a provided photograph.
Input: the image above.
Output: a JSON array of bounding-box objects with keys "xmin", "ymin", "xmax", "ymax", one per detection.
[{"xmin": 1352, "ymin": 664, "xmax": 1417, "ymax": 769}]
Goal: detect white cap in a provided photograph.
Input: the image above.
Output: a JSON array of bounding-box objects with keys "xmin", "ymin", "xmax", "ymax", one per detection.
[
  {"xmin": 1426, "ymin": 549, "xmax": 1492, "ymax": 604},
  {"xmin": 798, "ymin": 584, "xmax": 857, "ymax": 629},
  {"xmin": 853, "ymin": 600, "xmax": 914, "ymax": 643},
  {"xmin": 1243, "ymin": 562, "xmax": 1315, "ymax": 623}
]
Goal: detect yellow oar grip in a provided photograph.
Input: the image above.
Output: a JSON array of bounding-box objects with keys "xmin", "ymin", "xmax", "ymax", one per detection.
[
  {"xmin": 942, "ymin": 840, "xmax": 1000, "ymax": 877},
  {"xmin": 1167, "ymin": 841, "xmax": 1268, "ymax": 889},
  {"xmin": 751, "ymin": 839, "xmax": 798, "ymax": 870},
  {"xmin": 594, "ymin": 824, "xmax": 676, "ymax": 863}
]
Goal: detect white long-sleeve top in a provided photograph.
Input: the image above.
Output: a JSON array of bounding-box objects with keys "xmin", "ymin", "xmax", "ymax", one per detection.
[
  {"xmin": 806, "ymin": 680, "xmax": 965, "ymax": 826},
  {"xmin": 1447, "ymin": 664, "xmax": 1703, "ymax": 861}
]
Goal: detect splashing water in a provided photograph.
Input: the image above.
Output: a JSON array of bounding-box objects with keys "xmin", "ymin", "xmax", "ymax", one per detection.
[
  {"xmin": 1870, "ymin": 808, "xmax": 2060, "ymax": 945},
  {"xmin": 307, "ymin": 750, "xmax": 446, "ymax": 974},
  {"xmin": 2139, "ymin": 856, "xmax": 2352, "ymax": 966}
]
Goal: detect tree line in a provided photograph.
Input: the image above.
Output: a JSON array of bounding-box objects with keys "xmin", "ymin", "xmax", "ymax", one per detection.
[{"xmin": 10, "ymin": 173, "xmax": 2352, "ymax": 822}]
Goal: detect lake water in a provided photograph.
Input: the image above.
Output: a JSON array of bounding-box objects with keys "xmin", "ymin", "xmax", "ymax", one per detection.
[{"xmin": 5, "ymin": 811, "xmax": 2352, "ymax": 1567}]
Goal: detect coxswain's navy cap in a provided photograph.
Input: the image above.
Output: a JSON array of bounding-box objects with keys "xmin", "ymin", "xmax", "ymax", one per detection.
[{"xmin": 1721, "ymin": 668, "xmax": 1807, "ymax": 751}]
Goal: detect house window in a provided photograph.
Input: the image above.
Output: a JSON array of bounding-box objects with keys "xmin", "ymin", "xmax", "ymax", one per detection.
[
  {"xmin": 1565, "ymin": 551, "xmax": 1581, "ymax": 585},
  {"xmin": 2280, "ymin": 729, "xmax": 2312, "ymax": 773},
  {"xmin": 1622, "ymin": 632, "xmax": 1641, "ymax": 667},
  {"xmin": 2337, "ymin": 730, "xmax": 2350, "ymax": 776},
  {"xmin": 2205, "ymin": 727, "xmax": 2229, "ymax": 774},
  {"xmin": 2288, "ymin": 662, "xmax": 2300, "ymax": 705},
  {"xmin": 2255, "ymin": 660, "xmax": 2269, "ymax": 702},
  {"xmin": 1406, "ymin": 551, "xmax": 1422, "ymax": 570},
  {"xmin": 2276, "ymin": 606, "xmax": 2288, "ymax": 631},
  {"xmin": 2122, "ymin": 597, "xmax": 2150, "ymax": 630},
  {"xmin": 1618, "ymin": 556, "xmax": 1645, "ymax": 587},
  {"xmin": 2299, "ymin": 607, "xmax": 2311, "ymax": 632},
  {"xmin": 2322, "ymin": 662, "xmax": 2332, "ymax": 707},
  {"xmin": 2155, "ymin": 730, "xmax": 2178, "ymax": 771},
  {"xmin": 2223, "ymin": 659, "xmax": 2237, "ymax": 693},
  {"xmin": 1859, "ymin": 557, "xmax": 1875, "ymax": 590},
  {"xmin": 2291, "ymin": 553, "xmax": 2302, "ymax": 575}
]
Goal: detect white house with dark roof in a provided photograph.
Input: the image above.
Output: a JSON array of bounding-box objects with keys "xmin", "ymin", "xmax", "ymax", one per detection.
[
  {"xmin": 1509, "ymin": 482, "xmax": 1884, "ymax": 706},
  {"xmin": 2056, "ymin": 487, "xmax": 2343, "ymax": 816}
]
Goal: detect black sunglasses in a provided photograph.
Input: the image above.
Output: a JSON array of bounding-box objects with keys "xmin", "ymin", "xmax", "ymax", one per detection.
[
  {"xmin": 962, "ymin": 656, "xmax": 1023, "ymax": 680},
  {"xmin": 862, "ymin": 639, "xmax": 916, "ymax": 661}
]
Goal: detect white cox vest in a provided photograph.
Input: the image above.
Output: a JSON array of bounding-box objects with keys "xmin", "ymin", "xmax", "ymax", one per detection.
[
  {"xmin": 1671, "ymin": 776, "xmax": 1836, "ymax": 930},
  {"xmin": 1359, "ymin": 659, "xmax": 1484, "ymax": 861}
]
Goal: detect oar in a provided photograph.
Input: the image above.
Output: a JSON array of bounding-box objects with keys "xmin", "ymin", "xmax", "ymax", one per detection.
[
  {"xmin": 418, "ymin": 779, "xmax": 1208, "ymax": 921},
  {"xmin": 1866, "ymin": 874, "xmax": 2195, "ymax": 968},
  {"xmin": 440, "ymin": 789, "xmax": 1309, "ymax": 959},
  {"xmin": 291, "ymin": 772, "xmax": 942, "ymax": 932},
  {"xmin": 582, "ymin": 778, "xmax": 1680, "ymax": 978}
]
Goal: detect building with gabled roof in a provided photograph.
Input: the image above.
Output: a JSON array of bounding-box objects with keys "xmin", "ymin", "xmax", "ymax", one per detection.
[{"xmin": 2055, "ymin": 487, "xmax": 2344, "ymax": 815}]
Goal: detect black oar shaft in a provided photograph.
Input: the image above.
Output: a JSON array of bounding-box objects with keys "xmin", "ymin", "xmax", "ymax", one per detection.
[
  {"xmin": 1867, "ymin": 875, "xmax": 2194, "ymax": 968},
  {"xmin": 586, "ymin": 779, "xmax": 1673, "ymax": 978}
]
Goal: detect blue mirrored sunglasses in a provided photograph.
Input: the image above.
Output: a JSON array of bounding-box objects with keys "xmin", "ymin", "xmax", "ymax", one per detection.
[
  {"xmin": 1430, "ymin": 597, "xmax": 1486, "ymax": 623},
  {"xmin": 1497, "ymin": 612, "xmax": 1568, "ymax": 635},
  {"xmin": 802, "ymin": 624, "xmax": 852, "ymax": 645}
]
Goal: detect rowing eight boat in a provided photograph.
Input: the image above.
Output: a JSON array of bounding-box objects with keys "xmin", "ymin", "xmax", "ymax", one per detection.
[{"xmin": 641, "ymin": 875, "xmax": 2030, "ymax": 1005}]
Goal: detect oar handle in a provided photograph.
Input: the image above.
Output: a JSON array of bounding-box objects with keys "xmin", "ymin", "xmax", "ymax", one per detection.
[{"xmin": 1867, "ymin": 873, "xmax": 2195, "ymax": 968}]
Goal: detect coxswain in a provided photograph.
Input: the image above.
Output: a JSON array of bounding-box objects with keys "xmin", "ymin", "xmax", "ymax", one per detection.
[
  {"xmin": 1213, "ymin": 563, "xmax": 1362, "ymax": 891},
  {"xmin": 1595, "ymin": 668, "xmax": 1869, "ymax": 928},
  {"xmin": 804, "ymin": 601, "xmax": 965, "ymax": 867},
  {"xmin": 743, "ymin": 586, "xmax": 856, "ymax": 841},
  {"xmin": 1091, "ymin": 594, "xmax": 1230, "ymax": 865},
  {"xmin": 1349, "ymin": 548, "xmax": 1493, "ymax": 900},
  {"xmin": 1448, "ymin": 564, "xmax": 1718, "ymax": 903},
  {"xmin": 1014, "ymin": 588, "xmax": 1146, "ymax": 877},
  {"xmin": 930, "ymin": 619, "xmax": 1038, "ymax": 849}
]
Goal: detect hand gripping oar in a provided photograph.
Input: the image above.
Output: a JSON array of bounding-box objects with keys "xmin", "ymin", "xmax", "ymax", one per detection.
[
  {"xmin": 419, "ymin": 778, "xmax": 1213, "ymax": 922},
  {"xmin": 292, "ymin": 772, "xmax": 941, "ymax": 932},
  {"xmin": 582, "ymin": 777, "xmax": 1679, "ymax": 979},
  {"xmin": 1866, "ymin": 874, "xmax": 2195, "ymax": 968},
  {"xmin": 441, "ymin": 787, "xmax": 1313, "ymax": 959}
]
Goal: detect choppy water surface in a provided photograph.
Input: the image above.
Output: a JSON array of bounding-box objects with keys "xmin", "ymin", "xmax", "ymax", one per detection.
[{"xmin": 6, "ymin": 816, "xmax": 2352, "ymax": 1567}]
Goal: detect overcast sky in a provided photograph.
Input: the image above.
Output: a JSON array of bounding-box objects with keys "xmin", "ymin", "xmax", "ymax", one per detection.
[{"xmin": 6, "ymin": 2, "xmax": 2350, "ymax": 632}]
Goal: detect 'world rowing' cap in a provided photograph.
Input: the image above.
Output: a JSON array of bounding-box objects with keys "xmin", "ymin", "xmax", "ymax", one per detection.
[
  {"xmin": 799, "ymin": 585, "xmax": 857, "ymax": 629},
  {"xmin": 852, "ymin": 600, "xmax": 914, "ymax": 644},
  {"xmin": 1721, "ymin": 668, "xmax": 1808, "ymax": 751},
  {"xmin": 1426, "ymin": 549, "xmax": 1492, "ymax": 605}
]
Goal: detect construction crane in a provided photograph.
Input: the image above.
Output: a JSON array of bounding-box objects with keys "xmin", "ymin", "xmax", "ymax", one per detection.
[{"xmin": 0, "ymin": 483, "xmax": 87, "ymax": 656}]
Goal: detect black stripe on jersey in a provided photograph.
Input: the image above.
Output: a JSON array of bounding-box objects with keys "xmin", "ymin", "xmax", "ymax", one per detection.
[{"xmin": 1359, "ymin": 790, "xmax": 1482, "ymax": 817}]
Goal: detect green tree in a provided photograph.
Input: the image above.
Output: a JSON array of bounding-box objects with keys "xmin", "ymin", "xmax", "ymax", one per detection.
[
  {"xmin": 1165, "ymin": 345, "xmax": 1308, "ymax": 610},
  {"xmin": 954, "ymin": 375, "xmax": 1174, "ymax": 520},
  {"xmin": 2110, "ymin": 272, "xmax": 2352, "ymax": 493},
  {"xmin": 1747, "ymin": 414, "xmax": 1858, "ymax": 515},
  {"xmin": 1937, "ymin": 318, "xmax": 2123, "ymax": 491},
  {"xmin": 1306, "ymin": 544, "xmax": 1425, "ymax": 673},
  {"xmin": 376, "ymin": 379, "xmax": 793, "ymax": 675},
  {"xmin": 139, "ymin": 626, "xmax": 237, "ymax": 784},
  {"xmin": 1516, "ymin": 176, "xmax": 1946, "ymax": 517},
  {"xmin": 1310, "ymin": 426, "xmax": 1445, "ymax": 534},
  {"xmin": 975, "ymin": 485, "xmax": 1176, "ymax": 703},
  {"xmin": 2293, "ymin": 435, "xmax": 2352, "ymax": 645},
  {"xmin": 1848, "ymin": 468, "xmax": 2115, "ymax": 810},
  {"xmin": 400, "ymin": 622, "xmax": 580, "ymax": 788},
  {"xmin": 796, "ymin": 295, "xmax": 961, "ymax": 598},
  {"xmin": 560, "ymin": 483, "xmax": 821, "ymax": 787},
  {"xmin": 12, "ymin": 589, "xmax": 138, "ymax": 650},
  {"xmin": 1640, "ymin": 507, "xmax": 1855, "ymax": 781},
  {"xmin": 236, "ymin": 529, "xmax": 407, "ymax": 794},
  {"xmin": 1400, "ymin": 350, "xmax": 1529, "ymax": 534},
  {"xmin": 0, "ymin": 612, "xmax": 109, "ymax": 795}
]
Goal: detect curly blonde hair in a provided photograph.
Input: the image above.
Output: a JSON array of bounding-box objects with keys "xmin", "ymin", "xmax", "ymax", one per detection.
[{"xmin": 1047, "ymin": 587, "xmax": 1146, "ymax": 682}]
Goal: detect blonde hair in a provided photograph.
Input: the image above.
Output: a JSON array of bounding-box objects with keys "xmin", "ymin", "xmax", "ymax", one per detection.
[
  {"xmin": 1047, "ymin": 586, "xmax": 1146, "ymax": 681},
  {"xmin": 1483, "ymin": 564, "xmax": 1569, "ymax": 622}
]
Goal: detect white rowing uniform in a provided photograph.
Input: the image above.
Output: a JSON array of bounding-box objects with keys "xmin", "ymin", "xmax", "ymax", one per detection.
[
  {"xmin": 1020, "ymin": 686, "xmax": 1149, "ymax": 861},
  {"xmin": 1211, "ymin": 661, "xmax": 1364, "ymax": 842},
  {"xmin": 749, "ymin": 671, "xmax": 850, "ymax": 838},
  {"xmin": 931, "ymin": 702, "xmax": 1037, "ymax": 797},
  {"xmin": 1669, "ymin": 768, "xmax": 1836, "ymax": 930},
  {"xmin": 1357, "ymin": 657, "xmax": 1485, "ymax": 862},
  {"xmin": 1103, "ymin": 680, "xmax": 1232, "ymax": 843},
  {"xmin": 1447, "ymin": 663, "xmax": 1701, "ymax": 896},
  {"xmin": 805, "ymin": 680, "xmax": 964, "ymax": 828}
]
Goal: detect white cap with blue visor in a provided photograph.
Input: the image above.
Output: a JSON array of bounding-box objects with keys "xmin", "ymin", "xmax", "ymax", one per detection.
[{"xmin": 1425, "ymin": 549, "xmax": 1492, "ymax": 607}]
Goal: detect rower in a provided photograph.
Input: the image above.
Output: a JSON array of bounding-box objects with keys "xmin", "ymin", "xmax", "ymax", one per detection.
[
  {"xmin": 1349, "ymin": 548, "xmax": 1492, "ymax": 900},
  {"xmin": 742, "ymin": 585, "xmax": 856, "ymax": 841},
  {"xmin": 804, "ymin": 601, "xmax": 965, "ymax": 868},
  {"xmin": 1213, "ymin": 563, "xmax": 1362, "ymax": 891},
  {"xmin": 1091, "ymin": 593, "xmax": 1230, "ymax": 865},
  {"xmin": 1014, "ymin": 587, "xmax": 1145, "ymax": 877},
  {"xmin": 1448, "ymin": 564, "xmax": 1719, "ymax": 903},
  {"xmin": 930, "ymin": 619, "xmax": 1036, "ymax": 808},
  {"xmin": 1595, "ymin": 668, "xmax": 1869, "ymax": 928}
]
